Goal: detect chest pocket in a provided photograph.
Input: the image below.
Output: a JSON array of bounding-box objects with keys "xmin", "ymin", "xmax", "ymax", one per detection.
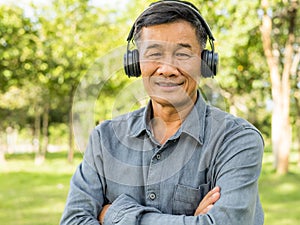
[{"xmin": 172, "ymin": 182, "xmax": 211, "ymax": 216}]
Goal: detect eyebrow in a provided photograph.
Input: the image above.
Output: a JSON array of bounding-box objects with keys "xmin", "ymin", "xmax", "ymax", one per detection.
[
  {"xmin": 144, "ymin": 43, "xmax": 192, "ymax": 50},
  {"xmin": 177, "ymin": 43, "xmax": 192, "ymax": 49},
  {"xmin": 145, "ymin": 43, "xmax": 162, "ymax": 50}
]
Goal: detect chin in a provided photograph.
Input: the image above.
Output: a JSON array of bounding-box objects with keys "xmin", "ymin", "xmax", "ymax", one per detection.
[{"xmin": 151, "ymin": 95, "xmax": 194, "ymax": 109}]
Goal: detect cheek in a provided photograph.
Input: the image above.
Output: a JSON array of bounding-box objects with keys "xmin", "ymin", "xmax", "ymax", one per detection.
[
  {"xmin": 189, "ymin": 59, "xmax": 201, "ymax": 76},
  {"xmin": 142, "ymin": 76, "xmax": 154, "ymax": 96},
  {"xmin": 185, "ymin": 77, "xmax": 199, "ymax": 93},
  {"xmin": 181, "ymin": 63, "xmax": 201, "ymax": 84},
  {"xmin": 140, "ymin": 61, "xmax": 158, "ymax": 77}
]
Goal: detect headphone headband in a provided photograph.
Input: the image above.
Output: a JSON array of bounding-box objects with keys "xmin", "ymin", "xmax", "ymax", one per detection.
[{"xmin": 126, "ymin": 0, "xmax": 215, "ymax": 42}]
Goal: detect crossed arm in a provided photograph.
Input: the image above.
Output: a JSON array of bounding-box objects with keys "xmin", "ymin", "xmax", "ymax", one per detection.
[{"xmin": 98, "ymin": 187, "xmax": 221, "ymax": 224}]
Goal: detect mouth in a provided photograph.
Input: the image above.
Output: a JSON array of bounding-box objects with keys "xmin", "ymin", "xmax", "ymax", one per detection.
[{"xmin": 156, "ymin": 81, "xmax": 184, "ymax": 87}]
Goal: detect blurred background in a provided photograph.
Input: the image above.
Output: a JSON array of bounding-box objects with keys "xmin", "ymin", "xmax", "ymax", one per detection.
[{"xmin": 0, "ymin": 0, "xmax": 299, "ymax": 224}]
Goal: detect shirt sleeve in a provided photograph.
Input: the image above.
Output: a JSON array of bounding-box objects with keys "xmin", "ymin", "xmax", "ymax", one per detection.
[
  {"xmin": 60, "ymin": 129, "xmax": 105, "ymax": 225},
  {"xmin": 103, "ymin": 127, "xmax": 264, "ymax": 225},
  {"xmin": 104, "ymin": 193, "xmax": 219, "ymax": 225}
]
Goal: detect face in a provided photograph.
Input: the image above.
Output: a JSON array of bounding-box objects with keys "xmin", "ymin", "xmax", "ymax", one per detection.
[{"xmin": 138, "ymin": 20, "xmax": 202, "ymax": 109}]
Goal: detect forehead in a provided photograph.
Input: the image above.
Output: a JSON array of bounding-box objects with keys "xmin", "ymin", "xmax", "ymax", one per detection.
[{"xmin": 138, "ymin": 20, "xmax": 199, "ymax": 48}]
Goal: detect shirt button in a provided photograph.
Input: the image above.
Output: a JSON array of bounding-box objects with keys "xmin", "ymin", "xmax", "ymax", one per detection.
[
  {"xmin": 156, "ymin": 153, "xmax": 161, "ymax": 160},
  {"xmin": 149, "ymin": 192, "xmax": 156, "ymax": 200}
]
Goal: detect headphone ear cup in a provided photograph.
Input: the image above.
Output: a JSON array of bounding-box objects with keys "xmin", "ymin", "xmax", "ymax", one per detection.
[
  {"xmin": 212, "ymin": 52, "xmax": 218, "ymax": 76},
  {"xmin": 201, "ymin": 50, "xmax": 218, "ymax": 78},
  {"xmin": 124, "ymin": 49, "xmax": 141, "ymax": 77}
]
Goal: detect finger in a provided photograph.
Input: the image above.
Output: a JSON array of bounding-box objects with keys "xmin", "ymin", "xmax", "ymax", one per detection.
[
  {"xmin": 201, "ymin": 204, "xmax": 214, "ymax": 215},
  {"xmin": 203, "ymin": 186, "xmax": 220, "ymax": 201},
  {"xmin": 194, "ymin": 186, "xmax": 221, "ymax": 216},
  {"xmin": 210, "ymin": 191, "xmax": 220, "ymax": 204},
  {"xmin": 194, "ymin": 194, "xmax": 218, "ymax": 216}
]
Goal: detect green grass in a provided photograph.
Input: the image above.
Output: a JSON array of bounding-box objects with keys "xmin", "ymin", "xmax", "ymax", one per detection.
[
  {"xmin": 259, "ymin": 152, "xmax": 300, "ymax": 225},
  {"xmin": 0, "ymin": 151, "xmax": 300, "ymax": 225},
  {"xmin": 0, "ymin": 152, "xmax": 83, "ymax": 225}
]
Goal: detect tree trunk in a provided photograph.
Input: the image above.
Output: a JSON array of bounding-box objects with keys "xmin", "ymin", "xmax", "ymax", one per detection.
[
  {"xmin": 294, "ymin": 96, "xmax": 300, "ymax": 167},
  {"xmin": 33, "ymin": 105, "xmax": 41, "ymax": 155},
  {"xmin": 0, "ymin": 131, "xmax": 7, "ymax": 165},
  {"xmin": 292, "ymin": 50, "xmax": 300, "ymax": 167},
  {"xmin": 297, "ymin": 119, "xmax": 300, "ymax": 167},
  {"xmin": 277, "ymin": 1, "xmax": 298, "ymax": 174},
  {"xmin": 261, "ymin": 0, "xmax": 281, "ymax": 169},
  {"xmin": 260, "ymin": 0, "xmax": 297, "ymax": 174},
  {"xmin": 0, "ymin": 133, "xmax": 6, "ymax": 164},
  {"xmin": 68, "ymin": 88, "xmax": 75, "ymax": 163},
  {"xmin": 42, "ymin": 102, "xmax": 49, "ymax": 153},
  {"xmin": 35, "ymin": 103, "xmax": 49, "ymax": 165}
]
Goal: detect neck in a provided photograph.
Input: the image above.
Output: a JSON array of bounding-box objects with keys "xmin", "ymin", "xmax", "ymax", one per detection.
[{"xmin": 150, "ymin": 97, "xmax": 196, "ymax": 145}]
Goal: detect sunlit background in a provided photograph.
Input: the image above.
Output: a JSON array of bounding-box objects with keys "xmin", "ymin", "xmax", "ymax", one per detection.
[{"xmin": 0, "ymin": 0, "xmax": 299, "ymax": 224}]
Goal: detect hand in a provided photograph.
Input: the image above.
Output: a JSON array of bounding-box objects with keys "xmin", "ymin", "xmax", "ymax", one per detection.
[
  {"xmin": 98, "ymin": 204, "xmax": 111, "ymax": 224},
  {"xmin": 194, "ymin": 186, "xmax": 220, "ymax": 216}
]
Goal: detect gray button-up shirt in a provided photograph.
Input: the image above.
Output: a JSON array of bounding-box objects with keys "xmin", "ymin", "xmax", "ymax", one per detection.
[{"xmin": 60, "ymin": 93, "xmax": 264, "ymax": 225}]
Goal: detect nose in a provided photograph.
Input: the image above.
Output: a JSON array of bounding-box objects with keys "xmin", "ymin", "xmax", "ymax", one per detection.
[{"xmin": 156, "ymin": 57, "xmax": 179, "ymax": 77}]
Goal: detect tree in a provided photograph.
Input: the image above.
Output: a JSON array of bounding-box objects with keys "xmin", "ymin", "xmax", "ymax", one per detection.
[
  {"xmin": 192, "ymin": 0, "xmax": 271, "ymax": 138},
  {"xmin": 260, "ymin": 0, "xmax": 299, "ymax": 174},
  {"xmin": 291, "ymin": 48, "xmax": 300, "ymax": 167},
  {"xmin": 33, "ymin": 0, "xmax": 130, "ymax": 162},
  {"xmin": 0, "ymin": 5, "xmax": 40, "ymax": 162}
]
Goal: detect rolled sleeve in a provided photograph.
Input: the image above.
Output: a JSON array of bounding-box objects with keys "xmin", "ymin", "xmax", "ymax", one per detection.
[
  {"xmin": 103, "ymin": 196, "xmax": 218, "ymax": 225},
  {"xmin": 103, "ymin": 194, "xmax": 161, "ymax": 225}
]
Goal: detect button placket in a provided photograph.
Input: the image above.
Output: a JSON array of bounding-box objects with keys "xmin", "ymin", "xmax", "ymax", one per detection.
[{"xmin": 145, "ymin": 146, "xmax": 163, "ymax": 207}]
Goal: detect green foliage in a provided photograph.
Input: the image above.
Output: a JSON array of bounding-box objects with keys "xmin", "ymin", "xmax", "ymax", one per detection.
[
  {"xmin": 0, "ymin": 6, "xmax": 39, "ymax": 92},
  {"xmin": 193, "ymin": 0, "xmax": 272, "ymax": 137},
  {"xmin": 0, "ymin": 0, "xmax": 299, "ymax": 151},
  {"xmin": 48, "ymin": 123, "xmax": 69, "ymax": 145}
]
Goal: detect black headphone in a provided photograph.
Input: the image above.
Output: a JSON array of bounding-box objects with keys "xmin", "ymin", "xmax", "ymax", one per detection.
[{"xmin": 124, "ymin": 0, "xmax": 218, "ymax": 78}]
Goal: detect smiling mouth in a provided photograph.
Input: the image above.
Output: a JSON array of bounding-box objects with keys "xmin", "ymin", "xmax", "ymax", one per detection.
[{"xmin": 156, "ymin": 82, "xmax": 184, "ymax": 87}]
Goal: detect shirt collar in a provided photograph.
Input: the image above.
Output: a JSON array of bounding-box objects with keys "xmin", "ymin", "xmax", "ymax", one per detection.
[
  {"xmin": 128, "ymin": 102, "xmax": 151, "ymax": 137},
  {"xmin": 130, "ymin": 91, "xmax": 207, "ymax": 145},
  {"xmin": 181, "ymin": 92, "xmax": 207, "ymax": 145}
]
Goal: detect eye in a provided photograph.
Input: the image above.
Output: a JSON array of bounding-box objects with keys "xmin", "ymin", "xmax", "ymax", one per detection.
[
  {"xmin": 149, "ymin": 52, "xmax": 162, "ymax": 58},
  {"xmin": 144, "ymin": 50, "xmax": 163, "ymax": 60},
  {"xmin": 175, "ymin": 51, "xmax": 192, "ymax": 60}
]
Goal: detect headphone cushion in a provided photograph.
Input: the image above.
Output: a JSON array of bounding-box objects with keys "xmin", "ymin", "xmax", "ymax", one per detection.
[
  {"xmin": 124, "ymin": 49, "xmax": 141, "ymax": 77},
  {"xmin": 201, "ymin": 50, "xmax": 218, "ymax": 78}
]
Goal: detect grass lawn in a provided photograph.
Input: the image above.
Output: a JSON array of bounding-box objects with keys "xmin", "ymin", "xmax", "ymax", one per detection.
[
  {"xmin": 0, "ymin": 152, "xmax": 82, "ymax": 225},
  {"xmin": 259, "ymin": 151, "xmax": 300, "ymax": 225},
  {"xmin": 0, "ymin": 151, "xmax": 300, "ymax": 225}
]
